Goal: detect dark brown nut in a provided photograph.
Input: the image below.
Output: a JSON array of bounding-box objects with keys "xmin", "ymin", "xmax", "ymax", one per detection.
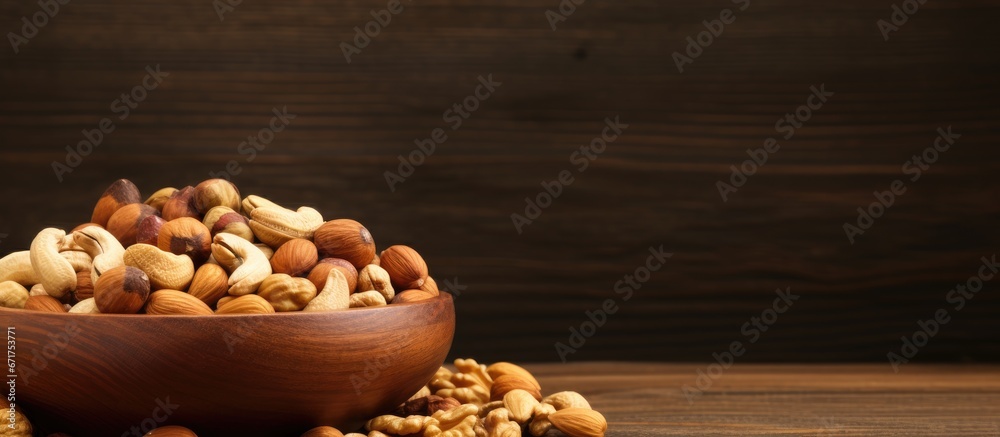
[
  {"xmin": 107, "ymin": 203, "xmax": 159, "ymax": 247},
  {"xmin": 144, "ymin": 187, "xmax": 178, "ymax": 212},
  {"xmin": 157, "ymin": 217, "xmax": 212, "ymax": 264},
  {"xmin": 162, "ymin": 186, "xmax": 198, "ymax": 221},
  {"xmin": 73, "ymin": 270, "xmax": 94, "ymax": 301},
  {"xmin": 136, "ymin": 215, "xmax": 167, "ymax": 246},
  {"xmin": 94, "ymin": 265, "xmax": 150, "ymax": 314},
  {"xmin": 91, "ymin": 179, "xmax": 141, "ymax": 227},
  {"xmin": 203, "ymin": 206, "xmax": 254, "ymax": 241}
]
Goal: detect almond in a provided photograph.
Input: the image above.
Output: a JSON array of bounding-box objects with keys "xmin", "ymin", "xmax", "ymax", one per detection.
[
  {"xmin": 23, "ymin": 295, "xmax": 67, "ymax": 313},
  {"xmin": 145, "ymin": 290, "xmax": 214, "ymax": 315},
  {"xmin": 188, "ymin": 263, "xmax": 229, "ymax": 307},
  {"xmin": 379, "ymin": 245, "xmax": 428, "ymax": 290},
  {"xmin": 548, "ymin": 408, "xmax": 607, "ymax": 437},
  {"xmin": 216, "ymin": 294, "xmax": 275, "ymax": 314},
  {"xmin": 490, "ymin": 374, "xmax": 542, "ymax": 401},
  {"xmin": 391, "ymin": 289, "xmax": 436, "ymax": 304},
  {"xmin": 487, "ymin": 362, "xmax": 541, "ymax": 392}
]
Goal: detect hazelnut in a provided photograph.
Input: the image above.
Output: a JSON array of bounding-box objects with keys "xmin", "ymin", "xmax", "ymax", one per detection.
[
  {"xmin": 144, "ymin": 187, "xmax": 178, "ymax": 212},
  {"xmin": 307, "ymin": 258, "xmax": 357, "ymax": 292},
  {"xmin": 136, "ymin": 215, "xmax": 167, "ymax": 246},
  {"xmin": 143, "ymin": 425, "xmax": 199, "ymax": 436},
  {"xmin": 313, "ymin": 219, "xmax": 375, "ymax": 269},
  {"xmin": 300, "ymin": 426, "xmax": 344, "ymax": 437},
  {"xmin": 379, "ymin": 245, "xmax": 428, "ymax": 290},
  {"xmin": 203, "ymin": 206, "xmax": 254, "ymax": 241},
  {"xmin": 270, "ymin": 239, "xmax": 318, "ymax": 277},
  {"xmin": 107, "ymin": 203, "xmax": 159, "ymax": 247},
  {"xmin": 94, "ymin": 265, "xmax": 150, "ymax": 314},
  {"xmin": 157, "ymin": 217, "xmax": 212, "ymax": 264},
  {"xmin": 162, "ymin": 186, "xmax": 198, "ymax": 221},
  {"xmin": 91, "ymin": 179, "xmax": 141, "ymax": 227},
  {"xmin": 188, "ymin": 263, "xmax": 229, "ymax": 307},
  {"xmin": 193, "ymin": 179, "xmax": 241, "ymax": 214}
]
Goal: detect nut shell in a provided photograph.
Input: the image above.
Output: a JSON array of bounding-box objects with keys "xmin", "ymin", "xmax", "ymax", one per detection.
[
  {"xmin": 270, "ymin": 239, "xmax": 319, "ymax": 277},
  {"xmin": 94, "ymin": 265, "xmax": 151, "ymax": 314},
  {"xmin": 145, "ymin": 289, "xmax": 214, "ymax": 315},
  {"xmin": 379, "ymin": 245, "xmax": 428, "ymax": 290},
  {"xmin": 313, "ymin": 219, "xmax": 375, "ymax": 269}
]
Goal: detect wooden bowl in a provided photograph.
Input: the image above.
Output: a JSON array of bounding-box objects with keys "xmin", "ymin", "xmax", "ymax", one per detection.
[{"xmin": 0, "ymin": 293, "xmax": 454, "ymax": 437}]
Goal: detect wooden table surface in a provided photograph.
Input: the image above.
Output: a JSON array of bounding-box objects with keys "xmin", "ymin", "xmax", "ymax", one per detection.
[{"xmin": 531, "ymin": 362, "xmax": 1000, "ymax": 436}]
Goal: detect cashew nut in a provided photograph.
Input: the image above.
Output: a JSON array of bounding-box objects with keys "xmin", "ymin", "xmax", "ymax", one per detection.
[
  {"xmin": 69, "ymin": 297, "xmax": 100, "ymax": 314},
  {"xmin": 73, "ymin": 225, "xmax": 126, "ymax": 285},
  {"xmin": 0, "ymin": 252, "xmax": 37, "ymax": 286},
  {"xmin": 303, "ymin": 269, "xmax": 350, "ymax": 312},
  {"xmin": 123, "ymin": 244, "xmax": 195, "ymax": 291},
  {"xmin": 59, "ymin": 250, "xmax": 93, "ymax": 273},
  {"xmin": 243, "ymin": 195, "xmax": 324, "ymax": 248},
  {"xmin": 30, "ymin": 228, "xmax": 77, "ymax": 298},
  {"xmin": 541, "ymin": 391, "xmax": 591, "ymax": 411},
  {"xmin": 0, "ymin": 281, "xmax": 29, "ymax": 309},
  {"xmin": 211, "ymin": 233, "xmax": 271, "ymax": 295}
]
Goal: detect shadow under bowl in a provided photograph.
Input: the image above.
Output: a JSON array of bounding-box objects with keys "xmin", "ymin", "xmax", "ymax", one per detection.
[{"xmin": 0, "ymin": 293, "xmax": 455, "ymax": 437}]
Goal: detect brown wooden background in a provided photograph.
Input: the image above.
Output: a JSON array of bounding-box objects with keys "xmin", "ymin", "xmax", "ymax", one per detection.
[{"xmin": 1, "ymin": 0, "xmax": 998, "ymax": 362}]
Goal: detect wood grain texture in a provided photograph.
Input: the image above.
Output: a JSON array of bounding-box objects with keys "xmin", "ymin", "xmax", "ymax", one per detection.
[
  {"xmin": 0, "ymin": 295, "xmax": 454, "ymax": 436},
  {"xmin": 1, "ymin": 0, "xmax": 999, "ymax": 362},
  {"xmin": 528, "ymin": 362, "xmax": 1000, "ymax": 436}
]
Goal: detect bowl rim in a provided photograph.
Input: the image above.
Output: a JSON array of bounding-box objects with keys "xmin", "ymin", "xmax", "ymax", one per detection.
[{"xmin": 0, "ymin": 291, "xmax": 454, "ymax": 318}]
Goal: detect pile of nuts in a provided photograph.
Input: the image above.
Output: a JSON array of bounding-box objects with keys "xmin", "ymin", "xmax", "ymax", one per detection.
[
  {"xmin": 0, "ymin": 179, "xmax": 442, "ymax": 314},
  {"xmin": 6, "ymin": 359, "xmax": 608, "ymax": 437}
]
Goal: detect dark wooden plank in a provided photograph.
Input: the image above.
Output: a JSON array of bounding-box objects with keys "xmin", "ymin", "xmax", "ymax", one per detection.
[
  {"xmin": 528, "ymin": 362, "xmax": 1000, "ymax": 436},
  {"xmin": 1, "ymin": 0, "xmax": 999, "ymax": 362}
]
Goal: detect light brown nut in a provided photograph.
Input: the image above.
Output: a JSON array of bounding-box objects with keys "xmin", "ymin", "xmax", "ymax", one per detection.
[
  {"xmin": 68, "ymin": 297, "xmax": 100, "ymax": 314},
  {"xmin": 313, "ymin": 219, "xmax": 376, "ymax": 270},
  {"xmin": 455, "ymin": 358, "xmax": 493, "ymax": 387},
  {"xmin": 379, "ymin": 245, "xmax": 428, "ymax": 290},
  {"xmin": 216, "ymin": 294, "xmax": 275, "ymax": 314},
  {"xmin": 425, "ymin": 404, "xmax": 480, "ymax": 435},
  {"xmin": 365, "ymin": 415, "xmax": 432, "ymax": 435},
  {"xmin": 0, "ymin": 251, "xmax": 38, "ymax": 286},
  {"xmin": 547, "ymin": 408, "xmax": 607, "ymax": 437},
  {"xmin": 4, "ymin": 406, "xmax": 32, "ymax": 436},
  {"xmin": 307, "ymin": 258, "xmax": 357, "ymax": 292},
  {"xmin": 244, "ymin": 195, "xmax": 324, "ymax": 248},
  {"xmin": 303, "ymin": 269, "xmax": 350, "ymax": 312},
  {"xmin": 188, "ymin": 263, "xmax": 229, "ymax": 307},
  {"xmin": 300, "ymin": 426, "xmax": 345, "ymax": 437},
  {"xmin": 23, "ymin": 295, "xmax": 67, "ymax": 313},
  {"xmin": 258, "ymin": 274, "xmax": 317, "ymax": 311},
  {"xmin": 211, "ymin": 233, "xmax": 272, "ymax": 295},
  {"xmin": 541, "ymin": 391, "xmax": 591, "ymax": 411},
  {"xmin": 503, "ymin": 389, "xmax": 539, "ymax": 424},
  {"xmin": 30, "ymin": 228, "xmax": 77, "ymax": 298},
  {"xmin": 490, "ymin": 375, "xmax": 542, "ymax": 402},
  {"xmin": 145, "ymin": 289, "xmax": 214, "ymax": 315},
  {"xmin": 484, "ymin": 408, "xmax": 520, "ymax": 437},
  {"xmin": 271, "ymin": 238, "xmax": 319, "ymax": 277},
  {"xmin": 94, "ymin": 265, "xmax": 151, "ymax": 314},
  {"xmin": 392, "ymin": 289, "xmax": 436, "ymax": 304},
  {"xmin": 349, "ymin": 290, "xmax": 386, "ymax": 308},
  {"xmin": 29, "ymin": 284, "xmax": 47, "ymax": 297},
  {"xmin": 0, "ymin": 281, "xmax": 29, "ymax": 309},
  {"xmin": 162, "ymin": 186, "xmax": 199, "ymax": 221},
  {"xmin": 123, "ymin": 244, "xmax": 195, "ymax": 291},
  {"xmin": 59, "ymin": 250, "xmax": 93, "ymax": 273},
  {"xmin": 437, "ymin": 386, "xmax": 490, "ymax": 405},
  {"xmin": 158, "ymin": 217, "xmax": 213, "ymax": 264},
  {"xmin": 92, "ymin": 179, "xmax": 141, "ymax": 227},
  {"xmin": 194, "ymin": 178, "xmax": 241, "ymax": 214},
  {"xmin": 528, "ymin": 403, "xmax": 556, "ymax": 436},
  {"xmin": 107, "ymin": 203, "xmax": 159, "ymax": 247},
  {"xmin": 73, "ymin": 225, "xmax": 126, "ymax": 286},
  {"xmin": 487, "ymin": 363, "xmax": 541, "ymax": 392},
  {"xmin": 73, "ymin": 270, "xmax": 95, "ymax": 301},
  {"xmin": 357, "ymin": 264, "xmax": 394, "ymax": 302},
  {"xmin": 144, "ymin": 187, "xmax": 178, "ymax": 212}
]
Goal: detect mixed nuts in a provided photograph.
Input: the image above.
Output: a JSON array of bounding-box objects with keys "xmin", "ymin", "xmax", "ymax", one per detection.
[
  {"xmin": 8, "ymin": 359, "xmax": 608, "ymax": 437},
  {"xmin": 0, "ymin": 178, "xmax": 442, "ymax": 315}
]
